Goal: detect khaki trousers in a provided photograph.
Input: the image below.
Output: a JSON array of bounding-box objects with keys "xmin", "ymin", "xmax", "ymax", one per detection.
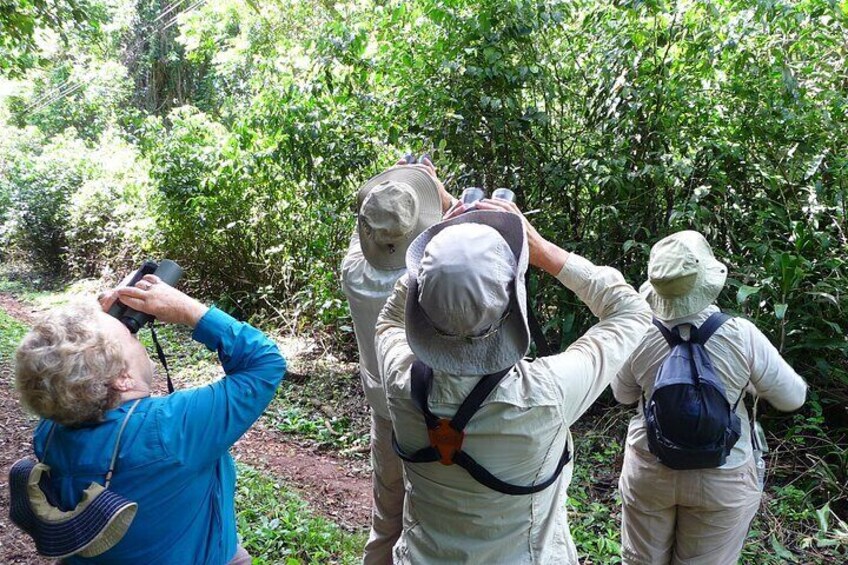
[
  {"xmin": 619, "ymin": 445, "xmax": 761, "ymax": 565},
  {"xmin": 363, "ymin": 413, "xmax": 405, "ymax": 565}
]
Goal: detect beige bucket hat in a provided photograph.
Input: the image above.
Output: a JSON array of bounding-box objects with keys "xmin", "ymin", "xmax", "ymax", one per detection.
[
  {"xmin": 357, "ymin": 167, "xmax": 443, "ymax": 270},
  {"xmin": 640, "ymin": 230, "xmax": 728, "ymax": 320},
  {"xmin": 405, "ymin": 210, "xmax": 530, "ymax": 375}
]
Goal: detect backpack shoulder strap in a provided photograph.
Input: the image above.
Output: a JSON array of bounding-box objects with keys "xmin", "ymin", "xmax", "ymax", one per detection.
[
  {"xmin": 653, "ymin": 317, "xmax": 682, "ymax": 347},
  {"xmin": 692, "ymin": 312, "xmax": 732, "ymax": 345}
]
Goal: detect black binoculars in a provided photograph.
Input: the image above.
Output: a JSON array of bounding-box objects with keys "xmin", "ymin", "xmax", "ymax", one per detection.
[
  {"xmin": 460, "ymin": 187, "xmax": 516, "ymax": 206},
  {"xmin": 108, "ymin": 259, "xmax": 183, "ymax": 333}
]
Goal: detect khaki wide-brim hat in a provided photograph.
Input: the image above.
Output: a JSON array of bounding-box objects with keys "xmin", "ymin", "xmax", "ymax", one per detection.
[
  {"xmin": 356, "ymin": 167, "xmax": 443, "ymax": 270},
  {"xmin": 640, "ymin": 230, "xmax": 728, "ymax": 320},
  {"xmin": 405, "ymin": 210, "xmax": 530, "ymax": 375}
]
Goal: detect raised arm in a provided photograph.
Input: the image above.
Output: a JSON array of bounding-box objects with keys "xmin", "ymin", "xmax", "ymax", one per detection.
[
  {"xmin": 159, "ymin": 308, "xmax": 286, "ymax": 467},
  {"xmin": 742, "ymin": 319, "xmax": 807, "ymax": 411},
  {"xmin": 612, "ymin": 355, "xmax": 642, "ymax": 406},
  {"xmin": 115, "ymin": 278, "xmax": 286, "ymax": 468},
  {"xmin": 473, "ymin": 198, "xmax": 652, "ymax": 424},
  {"xmin": 533, "ymin": 253, "xmax": 652, "ymax": 424}
]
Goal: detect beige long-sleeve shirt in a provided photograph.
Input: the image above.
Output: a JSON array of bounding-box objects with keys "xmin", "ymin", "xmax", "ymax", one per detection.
[
  {"xmin": 341, "ymin": 230, "xmax": 406, "ymax": 419},
  {"xmin": 612, "ymin": 305, "xmax": 807, "ymax": 468},
  {"xmin": 376, "ymin": 253, "xmax": 652, "ymax": 564}
]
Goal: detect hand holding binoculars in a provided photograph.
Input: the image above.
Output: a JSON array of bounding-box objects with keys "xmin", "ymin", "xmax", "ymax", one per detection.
[
  {"xmin": 108, "ymin": 259, "xmax": 184, "ymax": 333},
  {"xmin": 403, "ymin": 153, "xmax": 431, "ymax": 165},
  {"xmin": 461, "ymin": 187, "xmax": 516, "ymax": 206}
]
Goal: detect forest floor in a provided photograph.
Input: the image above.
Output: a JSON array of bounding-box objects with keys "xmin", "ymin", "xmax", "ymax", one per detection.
[{"xmin": 0, "ymin": 267, "xmax": 845, "ymax": 564}]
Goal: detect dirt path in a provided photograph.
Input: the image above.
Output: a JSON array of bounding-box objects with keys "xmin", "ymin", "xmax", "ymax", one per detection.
[
  {"xmin": 0, "ymin": 293, "xmax": 371, "ymax": 563},
  {"xmin": 235, "ymin": 426, "xmax": 371, "ymax": 529},
  {"xmin": 0, "ymin": 363, "xmax": 52, "ymax": 564}
]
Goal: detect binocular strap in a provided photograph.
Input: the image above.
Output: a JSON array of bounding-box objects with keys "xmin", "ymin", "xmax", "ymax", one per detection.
[
  {"xmin": 392, "ymin": 360, "xmax": 571, "ymax": 495},
  {"xmin": 148, "ymin": 323, "xmax": 175, "ymax": 394}
]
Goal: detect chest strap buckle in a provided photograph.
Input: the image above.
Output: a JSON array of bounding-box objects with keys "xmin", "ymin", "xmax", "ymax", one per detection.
[{"xmin": 427, "ymin": 418, "xmax": 465, "ymax": 465}]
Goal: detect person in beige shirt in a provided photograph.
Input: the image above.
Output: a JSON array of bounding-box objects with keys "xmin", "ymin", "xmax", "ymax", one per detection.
[
  {"xmin": 375, "ymin": 198, "xmax": 651, "ymax": 564},
  {"xmin": 341, "ymin": 158, "xmax": 454, "ymax": 564},
  {"xmin": 612, "ymin": 231, "xmax": 808, "ymax": 565}
]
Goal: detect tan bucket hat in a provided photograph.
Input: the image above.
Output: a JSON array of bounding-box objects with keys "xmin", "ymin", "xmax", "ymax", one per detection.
[
  {"xmin": 357, "ymin": 167, "xmax": 443, "ymax": 270},
  {"xmin": 640, "ymin": 230, "xmax": 728, "ymax": 320},
  {"xmin": 405, "ymin": 210, "xmax": 530, "ymax": 375}
]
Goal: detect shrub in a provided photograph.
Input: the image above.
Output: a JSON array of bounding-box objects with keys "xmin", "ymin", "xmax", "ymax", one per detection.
[
  {"xmin": 65, "ymin": 129, "xmax": 157, "ymax": 278},
  {"xmin": 0, "ymin": 127, "xmax": 92, "ymax": 274}
]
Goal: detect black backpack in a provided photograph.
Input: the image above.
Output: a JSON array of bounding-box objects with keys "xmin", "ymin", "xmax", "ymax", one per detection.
[
  {"xmin": 392, "ymin": 360, "xmax": 571, "ymax": 495},
  {"xmin": 643, "ymin": 312, "xmax": 743, "ymax": 470}
]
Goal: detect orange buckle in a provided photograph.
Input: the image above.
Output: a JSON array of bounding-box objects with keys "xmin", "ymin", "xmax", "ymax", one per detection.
[{"xmin": 428, "ymin": 418, "xmax": 464, "ymax": 465}]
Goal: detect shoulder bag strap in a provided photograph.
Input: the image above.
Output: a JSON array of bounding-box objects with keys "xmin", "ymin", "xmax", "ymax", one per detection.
[
  {"xmin": 453, "ymin": 436, "xmax": 571, "ymax": 496},
  {"xmin": 410, "ymin": 360, "xmax": 439, "ymax": 429},
  {"xmin": 394, "ymin": 361, "xmax": 440, "ymax": 463},
  {"xmin": 104, "ymin": 399, "xmax": 143, "ymax": 488}
]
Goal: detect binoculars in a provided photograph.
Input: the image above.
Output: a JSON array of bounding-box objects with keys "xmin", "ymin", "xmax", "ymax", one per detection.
[
  {"xmin": 108, "ymin": 259, "xmax": 184, "ymax": 333},
  {"xmin": 460, "ymin": 187, "xmax": 516, "ymax": 206},
  {"xmin": 403, "ymin": 153, "xmax": 431, "ymax": 165}
]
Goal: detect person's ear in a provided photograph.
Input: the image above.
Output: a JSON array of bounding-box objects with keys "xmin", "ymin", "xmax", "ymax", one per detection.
[{"xmin": 110, "ymin": 370, "xmax": 135, "ymax": 393}]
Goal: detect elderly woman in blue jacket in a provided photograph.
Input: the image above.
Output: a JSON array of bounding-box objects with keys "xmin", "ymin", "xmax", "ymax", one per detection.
[{"xmin": 13, "ymin": 274, "xmax": 286, "ymax": 564}]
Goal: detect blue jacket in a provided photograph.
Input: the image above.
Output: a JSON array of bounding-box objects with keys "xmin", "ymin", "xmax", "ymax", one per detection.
[{"xmin": 33, "ymin": 307, "xmax": 286, "ymax": 564}]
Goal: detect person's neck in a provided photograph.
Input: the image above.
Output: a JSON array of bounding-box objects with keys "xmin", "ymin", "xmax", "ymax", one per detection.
[{"xmin": 120, "ymin": 388, "xmax": 151, "ymax": 403}]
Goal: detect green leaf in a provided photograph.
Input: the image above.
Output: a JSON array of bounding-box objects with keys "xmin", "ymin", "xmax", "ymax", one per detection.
[
  {"xmin": 816, "ymin": 503, "xmax": 830, "ymax": 534},
  {"xmin": 770, "ymin": 534, "xmax": 797, "ymax": 562},
  {"xmin": 736, "ymin": 285, "xmax": 760, "ymax": 305},
  {"xmin": 775, "ymin": 303, "xmax": 788, "ymax": 320},
  {"xmin": 806, "ymin": 292, "xmax": 840, "ymax": 308}
]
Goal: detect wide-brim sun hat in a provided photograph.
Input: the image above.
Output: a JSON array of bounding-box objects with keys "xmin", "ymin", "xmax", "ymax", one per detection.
[
  {"xmin": 356, "ymin": 167, "xmax": 443, "ymax": 270},
  {"xmin": 9, "ymin": 459, "xmax": 137, "ymax": 559},
  {"xmin": 405, "ymin": 210, "xmax": 530, "ymax": 375},
  {"xmin": 640, "ymin": 230, "xmax": 728, "ymax": 320}
]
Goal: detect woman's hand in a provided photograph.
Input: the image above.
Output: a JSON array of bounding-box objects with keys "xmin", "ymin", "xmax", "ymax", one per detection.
[{"xmin": 114, "ymin": 275, "xmax": 209, "ymax": 328}]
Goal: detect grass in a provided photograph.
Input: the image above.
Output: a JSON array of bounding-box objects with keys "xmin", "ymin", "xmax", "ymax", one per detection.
[
  {"xmin": 235, "ymin": 464, "xmax": 366, "ymax": 564},
  {"xmin": 0, "ymin": 308, "xmax": 28, "ymax": 361}
]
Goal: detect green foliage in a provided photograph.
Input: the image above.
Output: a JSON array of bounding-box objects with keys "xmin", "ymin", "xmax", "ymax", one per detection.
[
  {"xmin": 0, "ymin": 127, "xmax": 90, "ymax": 272},
  {"xmin": 9, "ymin": 60, "xmax": 136, "ymax": 141},
  {"xmin": 65, "ymin": 130, "xmax": 156, "ymax": 276},
  {"xmin": 0, "ymin": 0, "xmax": 104, "ymax": 77},
  {"xmin": 0, "ymin": 125, "xmax": 155, "ymax": 277},
  {"xmin": 0, "ymin": 309, "xmax": 28, "ymax": 361},
  {"xmin": 235, "ymin": 464, "xmax": 365, "ymax": 564}
]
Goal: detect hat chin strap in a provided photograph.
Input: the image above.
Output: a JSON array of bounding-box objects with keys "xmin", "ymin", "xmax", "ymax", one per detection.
[{"xmin": 422, "ymin": 307, "xmax": 512, "ymax": 342}]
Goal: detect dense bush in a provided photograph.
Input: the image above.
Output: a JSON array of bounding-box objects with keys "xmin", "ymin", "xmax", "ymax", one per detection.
[
  {"xmin": 65, "ymin": 130, "xmax": 156, "ymax": 277},
  {"xmin": 3, "ymin": 0, "xmax": 844, "ymax": 363},
  {"xmin": 0, "ymin": 128, "xmax": 90, "ymax": 271},
  {"xmin": 0, "ymin": 126, "xmax": 154, "ymax": 277}
]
